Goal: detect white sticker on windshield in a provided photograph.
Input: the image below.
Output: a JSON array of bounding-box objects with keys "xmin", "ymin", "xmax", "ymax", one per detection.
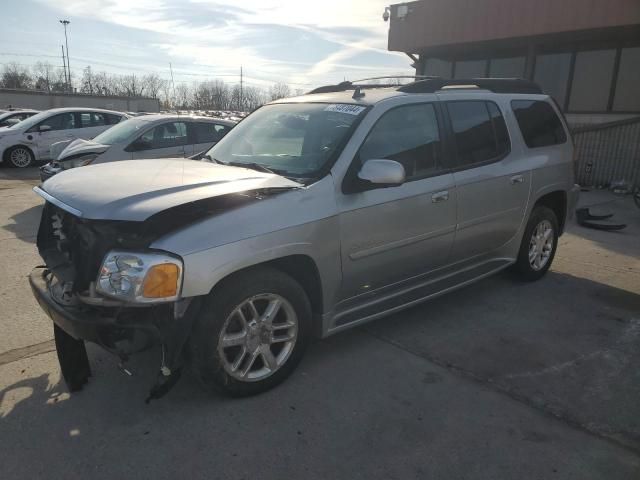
[{"xmin": 324, "ymin": 104, "xmax": 366, "ymax": 115}]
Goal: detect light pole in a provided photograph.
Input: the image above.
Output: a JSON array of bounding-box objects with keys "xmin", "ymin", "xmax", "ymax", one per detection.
[{"xmin": 59, "ymin": 19, "xmax": 71, "ymax": 91}]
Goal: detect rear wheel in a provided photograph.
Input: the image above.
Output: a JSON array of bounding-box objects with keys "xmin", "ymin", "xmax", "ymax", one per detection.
[
  {"xmin": 189, "ymin": 267, "xmax": 311, "ymax": 397},
  {"xmin": 6, "ymin": 146, "xmax": 34, "ymax": 168},
  {"xmin": 513, "ymin": 206, "xmax": 559, "ymax": 281}
]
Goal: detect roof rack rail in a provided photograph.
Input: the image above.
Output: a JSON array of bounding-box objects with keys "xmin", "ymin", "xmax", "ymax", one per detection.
[
  {"xmin": 397, "ymin": 78, "xmax": 542, "ymax": 94},
  {"xmin": 307, "ymin": 76, "xmax": 437, "ymax": 95}
]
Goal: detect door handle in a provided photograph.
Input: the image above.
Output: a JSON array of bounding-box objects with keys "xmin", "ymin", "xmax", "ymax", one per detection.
[
  {"xmin": 431, "ymin": 190, "xmax": 449, "ymax": 203},
  {"xmin": 510, "ymin": 175, "xmax": 524, "ymax": 185}
]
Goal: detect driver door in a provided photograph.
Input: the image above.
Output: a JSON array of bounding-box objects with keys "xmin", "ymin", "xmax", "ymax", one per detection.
[
  {"xmin": 336, "ymin": 102, "xmax": 457, "ymax": 301},
  {"xmin": 30, "ymin": 112, "xmax": 78, "ymax": 160}
]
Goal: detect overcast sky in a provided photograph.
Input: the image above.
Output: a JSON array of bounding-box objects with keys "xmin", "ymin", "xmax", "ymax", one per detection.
[{"xmin": 1, "ymin": 0, "xmax": 412, "ymax": 90}]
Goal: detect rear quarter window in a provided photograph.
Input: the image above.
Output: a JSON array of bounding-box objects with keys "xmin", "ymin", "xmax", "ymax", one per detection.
[{"xmin": 511, "ymin": 100, "xmax": 567, "ymax": 148}]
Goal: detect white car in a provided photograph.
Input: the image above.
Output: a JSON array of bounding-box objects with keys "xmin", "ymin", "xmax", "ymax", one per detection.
[
  {"xmin": 40, "ymin": 115, "xmax": 235, "ymax": 180},
  {"xmin": 0, "ymin": 107, "xmax": 127, "ymax": 168},
  {"xmin": 0, "ymin": 110, "xmax": 39, "ymax": 128}
]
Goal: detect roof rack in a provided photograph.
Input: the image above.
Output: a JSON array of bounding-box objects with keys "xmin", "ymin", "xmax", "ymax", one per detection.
[
  {"xmin": 397, "ymin": 78, "xmax": 542, "ymax": 94},
  {"xmin": 307, "ymin": 77, "xmax": 542, "ymax": 96}
]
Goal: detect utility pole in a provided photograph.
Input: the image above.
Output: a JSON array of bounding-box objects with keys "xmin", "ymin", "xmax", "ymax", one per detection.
[
  {"xmin": 59, "ymin": 20, "xmax": 71, "ymax": 91},
  {"xmin": 61, "ymin": 45, "xmax": 68, "ymax": 87},
  {"xmin": 169, "ymin": 62, "xmax": 176, "ymax": 110},
  {"xmin": 239, "ymin": 66, "xmax": 243, "ymax": 111}
]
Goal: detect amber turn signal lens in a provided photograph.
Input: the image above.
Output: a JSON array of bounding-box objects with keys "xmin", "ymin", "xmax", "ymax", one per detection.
[{"xmin": 142, "ymin": 263, "xmax": 179, "ymax": 298}]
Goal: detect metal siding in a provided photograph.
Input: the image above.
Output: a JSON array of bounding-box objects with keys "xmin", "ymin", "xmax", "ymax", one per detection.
[
  {"xmin": 573, "ymin": 118, "xmax": 640, "ymax": 187},
  {"xmin": 389, "ymin": 0, "xmax": 640, "ymax": 52}
]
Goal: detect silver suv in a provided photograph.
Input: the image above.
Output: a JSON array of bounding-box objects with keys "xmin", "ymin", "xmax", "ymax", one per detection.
[{"xmin": 29, "ymin": 78, "xmax": 579, "ymax": 400}]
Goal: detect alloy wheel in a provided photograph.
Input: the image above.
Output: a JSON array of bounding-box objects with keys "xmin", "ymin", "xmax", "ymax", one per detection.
[
  {"xmin": 217, "ymin": 293, "xmax": 298, "ymax": 382},
  {"xmin": 528, "ymin": 219, "xmax": 554, "ymax": 271},
  {"xmin": 10, "ymin": 148, "xmax": 32, "ymax": 168}
]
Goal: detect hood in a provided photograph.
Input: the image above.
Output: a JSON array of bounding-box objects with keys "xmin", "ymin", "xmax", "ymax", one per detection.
[
  {"xmin": 37, "ymin": 158, "xmax": 302, "ymax": 221},
  {"xmin": 58, "ymin": 138, "xmax": 110, "ymax": 161}
]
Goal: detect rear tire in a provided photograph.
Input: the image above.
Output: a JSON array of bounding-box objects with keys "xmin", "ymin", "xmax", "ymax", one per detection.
[
  {"xmin": 188, "ymin": 267, "xmax": 311, "ymax": 397},
  {"xmin": 6, "ymin": 146, "xmax": 35, "ymax": 168},
  {"xmin": 513, "ymin": 206, "xmax": 559, "ymax": 281}
]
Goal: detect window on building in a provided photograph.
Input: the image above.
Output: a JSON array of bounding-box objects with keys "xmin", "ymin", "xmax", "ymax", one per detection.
[
  {"xmin": 359, "ymin": 103, "xmax": 442, "ymax": 179},
  {"xmin": 424, "ymin": 58, "xmax": 452, "ymax": 78},
  {"xmin": 568, "ymin": 49, "xmax": 616, "ymax": 112},
  {"xmin": 489, "ymin": 56, "xmax": 525, "ymax": 78},
  {"xmin": 447, "ymin": 101, "xmax": 508, "ymax": 167},
  {"xmin": 454, "ymin": 60, "xmax": 487, "ymax": 79},
  {"xmin": 613, "ymin": 47, "xmax": 640, "ymax": 112},
  {"xmin": 511, "ymin": 100, "xmax": 567, "ymax": 148},
  {"xmin": 533, "ymin": 53, "xmax": 571, "ymax": 108}
]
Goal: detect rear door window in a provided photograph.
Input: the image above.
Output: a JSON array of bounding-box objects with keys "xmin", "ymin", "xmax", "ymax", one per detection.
[
  {"xmin": 446, "ymin": 101, "xmax": 510, "ymax": 168},
  {"xmin": 105, "ymin": 113, "xmax": 123, "ymax": 125},
  {"xmin": 79, "ymin": 112, "xmax": 108, "ymax": 128},
  {"xmin": 510, "ymin": 100, "xmax": 567, "ymax": 148},
  {"xmin": 193, "ymin": 122, "xmax": 231, "ymax": 143}
]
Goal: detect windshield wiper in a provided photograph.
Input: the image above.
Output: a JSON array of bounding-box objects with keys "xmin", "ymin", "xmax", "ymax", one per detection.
[{"xmin": 226, "ymin": 161, "xmax": 280, "ymax": 175}]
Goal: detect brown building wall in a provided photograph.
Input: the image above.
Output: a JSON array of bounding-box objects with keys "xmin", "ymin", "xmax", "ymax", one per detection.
[{"xmin": 389, "ymin": 0, "xmax": 640, "ymax": 53}]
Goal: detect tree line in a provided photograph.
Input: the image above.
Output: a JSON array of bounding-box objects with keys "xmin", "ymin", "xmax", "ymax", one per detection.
[{"xmin": 0, "ymin": 61, "xmax": 298, "ymax": 111}]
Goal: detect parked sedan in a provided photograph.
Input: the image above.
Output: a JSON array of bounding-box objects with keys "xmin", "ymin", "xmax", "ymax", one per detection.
[
  {"xmin": 0, "ymin": 107, "xmax": 127, "ymax": 168},
  {"xmin": 40, "ymin": 115, "xmax": 235, "ymax": 181},
  {"xmin": 0, "ymin": 109, "xmax": 39, "ymax": 128}
]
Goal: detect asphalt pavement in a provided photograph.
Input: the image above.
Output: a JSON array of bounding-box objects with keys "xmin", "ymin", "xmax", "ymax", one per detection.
[{"xmin": 1, "ymin": 167, "xmax": 639, "ymax": 479}]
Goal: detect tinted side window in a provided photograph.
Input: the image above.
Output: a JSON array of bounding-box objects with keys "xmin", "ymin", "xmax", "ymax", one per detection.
[
  {"xmin": 447, "ymin": 101, "xmax": 502, "ymax": 166},
  {"xmin": 79, "ymin": 112, "xmax": 107, "ymax": 128},
  {"xmin": 40, "ymin": 113, "xmax": 76, "ymax": 131},
  {"xmin": 511, "ymin": 100, "xmax": 567, "ymax": 148},
  {"xmin": 137, "ymin": 122, "xmax": 188, "ymax": 150},
  {"xmin": 193, "ymin": 122, "xmax": 230, "ymax": 143},
  {"xmin": 105, "ymin": 114, "xmax": 123, "ymax": 125},
  {"xmin": 359, "ymin": 103, "xmax": 443, "ymax": 180}
]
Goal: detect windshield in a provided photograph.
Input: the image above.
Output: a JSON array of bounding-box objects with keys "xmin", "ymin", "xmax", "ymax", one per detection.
[
  {"xmin": 205, "ymin": 103, "xmax": 367, "ymax": 178},
  {"xmin": 92, "ymin": 117, "xmax": 150, "ymax": 145}
]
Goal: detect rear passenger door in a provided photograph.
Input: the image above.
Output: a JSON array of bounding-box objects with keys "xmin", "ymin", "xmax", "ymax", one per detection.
[
  {"xmin": 128, "ymin": 121, "xmax": 188, "ymax": 159},
  {"xmin": 445, "ymin": 99, "xmax": 531, "ymax": 261},
  {"xmin": 189, "ymin": 121, "xmax": 232, "ymax": 155}
]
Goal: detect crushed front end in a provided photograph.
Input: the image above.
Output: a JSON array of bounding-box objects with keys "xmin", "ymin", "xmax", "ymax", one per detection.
[{"xmin": 30, "ymin": 197, "xmax": 199, "ymax": 401}]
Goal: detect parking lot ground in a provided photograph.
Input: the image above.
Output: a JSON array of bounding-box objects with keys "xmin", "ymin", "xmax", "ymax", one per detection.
[{"xmin": 1, "ymin": 168, "xmax": 639, "ymax": 479}]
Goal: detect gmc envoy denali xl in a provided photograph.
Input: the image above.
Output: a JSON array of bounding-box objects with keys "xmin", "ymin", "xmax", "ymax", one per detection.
[{"xmin": 29, "ymin": 78, "xmax": 579, "ymax": 400}]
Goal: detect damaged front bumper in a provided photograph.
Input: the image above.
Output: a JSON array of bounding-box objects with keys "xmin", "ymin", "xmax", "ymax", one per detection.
[{"xmin": 29, "ymin": 267, "xmax": 201, "ymax": 401}]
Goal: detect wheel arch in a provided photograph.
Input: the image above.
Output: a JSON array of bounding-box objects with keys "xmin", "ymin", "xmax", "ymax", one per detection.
[
  {"xmin": 533, "ymin": 190, "xmax": 567, "ymax": 234},
  {"xmin": 3, "ymin": 144, "xmax": 35, "ymax": 165}
]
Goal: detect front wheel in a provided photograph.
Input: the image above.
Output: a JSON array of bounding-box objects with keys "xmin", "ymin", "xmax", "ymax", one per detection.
[
  {"xmin": 513, "ymin": 206, "xmax": 559, "ymax": 281},
  {"xmin": 6, "ymin": 146, "xmax": 35, "ymax": 168},
  {"xmin": 189, "ymin": 267, "xmax": 311, "ymax": 397}
]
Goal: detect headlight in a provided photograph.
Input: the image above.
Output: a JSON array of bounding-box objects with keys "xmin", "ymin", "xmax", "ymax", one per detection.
[
  {"xmin": 96, "ymin": 251, "xmax": 183, "ymax": 303},
  {"xmin": 63, "ymin": 153, "xmax": 99, "ymax": 169}
]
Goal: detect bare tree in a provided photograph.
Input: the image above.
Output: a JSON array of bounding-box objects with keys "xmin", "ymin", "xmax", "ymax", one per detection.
[
  {"xmin": 268, "ymin": 82, "xmax": 291, "ymax": 101},
  {"xmin": 33, "ymin": 61, "xmax": 61, "ymax": 93},
  {"xmin": 80, "ymin": 66, "xmax": 96, "ymax": 95},
  {"xmin": 118, "ymin": 74, "xmax": 144, "ymax": 97},
  {"xmin": 1, "ymin": 63, "xmax": 34, "ymax": 89},
  {"xmin": 142, "ymin": 73, "xmax": 166, "ymax": 99},
  {"xmin": 175, "ymin": 83, "xmax": 190, "ymax": 108}
]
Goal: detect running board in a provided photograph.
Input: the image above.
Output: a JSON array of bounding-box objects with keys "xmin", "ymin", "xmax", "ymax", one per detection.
[{"xmin": 330, "ymin": 259, "xmax": 511, "ymax": 332}]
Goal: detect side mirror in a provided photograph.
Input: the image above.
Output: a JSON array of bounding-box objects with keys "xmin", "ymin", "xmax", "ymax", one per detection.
[
  {"xmin": 357, "ymin": 159, "xmax": 405, "ymax": 187},
  {"xmin": 38, "ymin": 125, "xmax": 52, "ymax": 132}
]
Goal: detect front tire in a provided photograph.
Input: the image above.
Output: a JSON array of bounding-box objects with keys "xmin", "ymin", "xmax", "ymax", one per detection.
[
  {"xmin": 189, "ymin": 267, "xmax": 311, "ymax": 397},
  {"xmin": 6, "ymin": 146, "xmax": 35, "ymax": 168},
  {"xmin": 513, "ymin": 206, "xmax": 559, "ymax": 281}
]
